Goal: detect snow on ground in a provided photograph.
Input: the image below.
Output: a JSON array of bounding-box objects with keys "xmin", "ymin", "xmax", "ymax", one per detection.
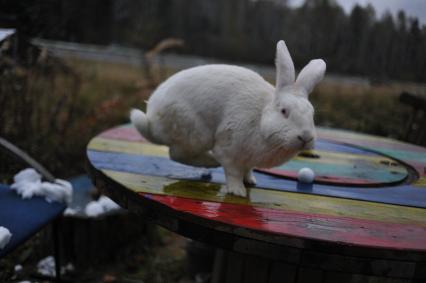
[
  {"xmin": 64, "ymin": 195, "xmax": 121, "ymax": 218},
  {"xmin": 0, "ymin": 226, "xmax": 12, "ymax": 249},
  {"xmin": 63, "ymin": 207, "xmax": 79, "ymax": 216},
  {"xmin": 11, "ymin": 168, "xmax": 72, "ymax": 204},
  {"xmin": 85, "ymin": 195, "xmax": 121, "ymax": 217},
  {"xmin": 37, "ymin": 255, "xmax": 74, "ymax": 277},
  {"xmin": 14, "ymin": 264, "xmax": 23, "ymax": 272},
  {"xmin": 36, "ymin": 256, "xmax": 55, "ymax": 276}
]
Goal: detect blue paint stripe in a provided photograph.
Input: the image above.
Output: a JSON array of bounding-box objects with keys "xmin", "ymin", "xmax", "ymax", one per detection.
[{"xmin": 87, "ymin": 150, "xmax": 426, "ymax": 208}]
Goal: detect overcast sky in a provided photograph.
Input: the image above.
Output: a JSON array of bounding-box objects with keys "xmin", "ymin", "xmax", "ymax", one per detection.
[{"xmin": 288, "ymin": 0, "xmax": 426, "ymax": 25}]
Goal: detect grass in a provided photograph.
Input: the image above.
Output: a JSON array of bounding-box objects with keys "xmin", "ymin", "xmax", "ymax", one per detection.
[
  {"xmin": 0, "ymin": 57, "xmax": 153, "ymax": 180},
  {"xmin": 311, "ymin": 81, "xmax": 412, "ymax": 139}
]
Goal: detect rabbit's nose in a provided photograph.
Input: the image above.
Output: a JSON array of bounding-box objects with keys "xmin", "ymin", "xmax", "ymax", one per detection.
[{"xmin": 297, "ymin": 131, "xmax": 314, "ymax": 143}]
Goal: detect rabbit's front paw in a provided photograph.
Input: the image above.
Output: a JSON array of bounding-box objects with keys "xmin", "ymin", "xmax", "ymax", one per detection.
[
  {"xmin": 228, "ymin": 183, "xmax": 247, "ymax": 197},
  {"xmin": 220, "ymin": 182, "xmax": 247, "ymax": 197}
]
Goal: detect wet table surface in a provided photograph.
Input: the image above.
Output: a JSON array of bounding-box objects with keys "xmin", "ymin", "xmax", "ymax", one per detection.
[{"xmin": 87, "ymin": 124, "xmax": 426, "ymax": 260}]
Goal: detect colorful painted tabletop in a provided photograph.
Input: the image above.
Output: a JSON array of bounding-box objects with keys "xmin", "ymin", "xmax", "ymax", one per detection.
[{"xmin": 87, "ymin": 125, "xmax": 426, "ymax": 253}]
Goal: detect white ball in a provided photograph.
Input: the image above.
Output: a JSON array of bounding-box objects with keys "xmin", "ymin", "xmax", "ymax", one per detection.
[{"xmin": 298, "ymin": 167, "xmax": 315, "ymax": 183}]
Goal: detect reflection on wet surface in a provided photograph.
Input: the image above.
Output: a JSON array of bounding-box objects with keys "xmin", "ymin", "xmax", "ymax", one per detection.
[{"xmin": 102, "ymin": 169, "xmax": 426, "ymax": 226}]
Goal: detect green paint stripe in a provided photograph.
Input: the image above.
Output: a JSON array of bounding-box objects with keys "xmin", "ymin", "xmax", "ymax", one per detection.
[
  {"xmin": 276, "ymin": 160, "xmax": 407, "ymax": 182},
  {"xmin": 377, "ymin": 149, "xmax": 426, "ymax": 163}
]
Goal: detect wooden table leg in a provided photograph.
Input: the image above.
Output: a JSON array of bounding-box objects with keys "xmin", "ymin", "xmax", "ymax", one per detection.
[
  {"xmin": 210, "ymin": 248, "xmax": 418, "ymax": 283},
  {"xmin": 211, "ymin": 249, "xmax": 297, "ymax": 283}
]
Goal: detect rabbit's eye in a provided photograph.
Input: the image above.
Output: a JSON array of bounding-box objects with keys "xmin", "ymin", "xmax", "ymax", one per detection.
[{"xmin": 281, "ymin": 108, "xmax": 289, "ymax": 118}]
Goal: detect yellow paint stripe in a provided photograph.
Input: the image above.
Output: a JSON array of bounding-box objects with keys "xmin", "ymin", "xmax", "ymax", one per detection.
[
  {"xmin": 414, "ymin": 177, "xmax": 426, "ymax": 187},
  {"xmin": 103, "ymin": 170, "xmax": 426, "ymax": 227},
  {"xmin": 88, "ymin": 138, "xmax": 169, "ymax": 157}
]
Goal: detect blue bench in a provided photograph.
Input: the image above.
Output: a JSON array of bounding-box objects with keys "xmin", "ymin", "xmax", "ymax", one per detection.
[
  {"xmin": 0, "ymin": 183, "xmax": 66, "ymax": 258},
  {"xmin": 0, "ymin": 137, "xmax": 94, "ymax": 282}
]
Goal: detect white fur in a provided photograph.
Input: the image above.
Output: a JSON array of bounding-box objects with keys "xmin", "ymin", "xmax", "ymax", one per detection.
[
  {"xmin": 295, "ymin": 59, "xmax": 326, "ymax": 95},
  {"xmin": 130, "ymin": 109, "xmax": 152, "ymax": 141},
  {"xmin": 131, "ymin": 40, "xmax": 326, "ymax": 197},
  {"xmin": 276, "ymin": 40, "xmax": 295, "ymax": 89}
]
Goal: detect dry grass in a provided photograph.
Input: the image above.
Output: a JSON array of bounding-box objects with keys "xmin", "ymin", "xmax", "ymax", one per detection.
[
  {"xmin": 311, "ymin": 80, "xmax": 414, "ymax": 139},
  {"xmin": 0, "ymin": 57, "xmax": 154, "ymax": 179},
  {"xmin": 1, "ymin": 55, "xmax": 420, "ymax": 180}
]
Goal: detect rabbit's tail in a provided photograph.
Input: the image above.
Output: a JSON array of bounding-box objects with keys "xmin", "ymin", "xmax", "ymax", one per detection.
[{"xmin": 130, "ymin": 108, "xmax": 153, "ymax": 141}]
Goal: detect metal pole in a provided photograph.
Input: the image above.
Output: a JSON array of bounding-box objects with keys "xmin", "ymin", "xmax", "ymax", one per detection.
[{"xmin": 0, "ymin": 136, "xmax": 56, "ymax": 182}]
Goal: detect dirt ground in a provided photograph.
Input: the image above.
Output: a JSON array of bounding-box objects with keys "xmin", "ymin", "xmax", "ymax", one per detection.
[{"xmin": 1, "ymin": 224, "xmax": 214, "ymax": 283}]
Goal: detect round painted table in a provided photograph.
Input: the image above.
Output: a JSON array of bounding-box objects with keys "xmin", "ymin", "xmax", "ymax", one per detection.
[{"xmin": 87, "ymin": 125, "xmax": 426, "ymax": 282}]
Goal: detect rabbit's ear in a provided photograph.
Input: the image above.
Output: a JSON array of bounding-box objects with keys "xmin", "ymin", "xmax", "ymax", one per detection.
[
  {"xmin": 275, "ymin": 40, "xmax": 295, "ymax": 91},
  {"xmin": 295, "ymin": 59, "xmax": 326, "ymax": 97}
]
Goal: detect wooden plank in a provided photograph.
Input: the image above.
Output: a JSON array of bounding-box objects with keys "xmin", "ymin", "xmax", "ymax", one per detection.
[
  {"xmin": 233, "ymin": 237, "xmax": 300, "ymax": 263},
  {"xmin": 378, "ymin": 149, "xmax": 426, "ymax": 164},
  {"xmin": 268, "ymin": 261, "xmax": 297, "ymax": 283},
  {"xmin": 261, "ymin": 167, "xmax": 405, "ymax": 186},
  {"xmin": 224, "ymin": 251, "xmax": 244, "ymax": 283},
  {"xmin": 297, "ymin": 267, "xmax": 323, "ymax": 283},
  {"xmin": 87, "ymin": 124, "xmax": 426, "ymax": 209},
  {"xmin": 414, "ymin": 261, "xmax": 426, "ymax": 280},
  {"xmin": 211, "ymin": 249, "xmax": 226, "ymax": 283},
  {"xmin": 89, "ymin": 137, "xmax": 409, "ymax": 185},
  {"xmin": 100, "ymin": 170, "xmax": 426, "ymax": 227},
  {"xmin": 322, "ymin": 271, "xmax": 353, "ymax": 283},
  {"xmin": 349, "ymin": 273, "xmax": 411, "ymax": 283},
  {"xmin": 98, "ymin": 125, "xmax": 144, "ymax": 141},
  {"xmin": 243, "ymin": 254, "xmax": 270, "ymax": 283},
  {"xmin": 87, "ymin": 159, "xmax": 426, "ymax": 282},
  {"xmin": 300, "ymin": 250, "xmax": 416, "ymax": 278},
  {"xmin": 413, "ymin": 177, "xmax": 426, "ymax": 187},
  {"xmin": 88, "ymin": 137, "xmax": 168, "ymax": 157},
  {"xmin": 87, "ymin": 150, "xmax": 426, "ymax": 207},
  {"xmin": 147, "ymin": 194, "xmax": 426, "ymax": 251}
]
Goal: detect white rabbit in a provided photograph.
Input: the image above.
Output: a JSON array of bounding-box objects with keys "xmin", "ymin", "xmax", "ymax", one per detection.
[{"xmin": 131, "ymin": 40, "xmax": 326, "ymax": 197}]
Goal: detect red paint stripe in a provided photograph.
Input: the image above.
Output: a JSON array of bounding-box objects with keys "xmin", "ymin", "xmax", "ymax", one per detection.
[
  {"xmin": 259, "ymin": 169, "xmax": 374, "ymax": 185},
  {"xmin": 143, "ymin": 193, "xmax": 426, "ymax": 251},
  {"xmin": 99, "ymin": 126, "xmax": 146, "ymax": 142}
]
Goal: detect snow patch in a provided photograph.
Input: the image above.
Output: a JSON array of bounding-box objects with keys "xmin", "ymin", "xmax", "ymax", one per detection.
[
  {"xmin": 11, "ymin": 168, "xmax": 72, "ymax": 204},
  {"xmin": 14, "ymin": 264, "xmax": 23, "ymax": 272},
  {"xmin": 63, "ymin": 207, "xmax": 79, "ymax": 216},
  {"xmin": 0, "ymin": 226, "xmax": 12, "ymax": 249},
  {"xmin": 85, "ymin": 196, "xmax": 120, "ymax": 217},
  {"xmin": 37, "ymin": 256, "xmax": 74, "ymax": 277}
]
